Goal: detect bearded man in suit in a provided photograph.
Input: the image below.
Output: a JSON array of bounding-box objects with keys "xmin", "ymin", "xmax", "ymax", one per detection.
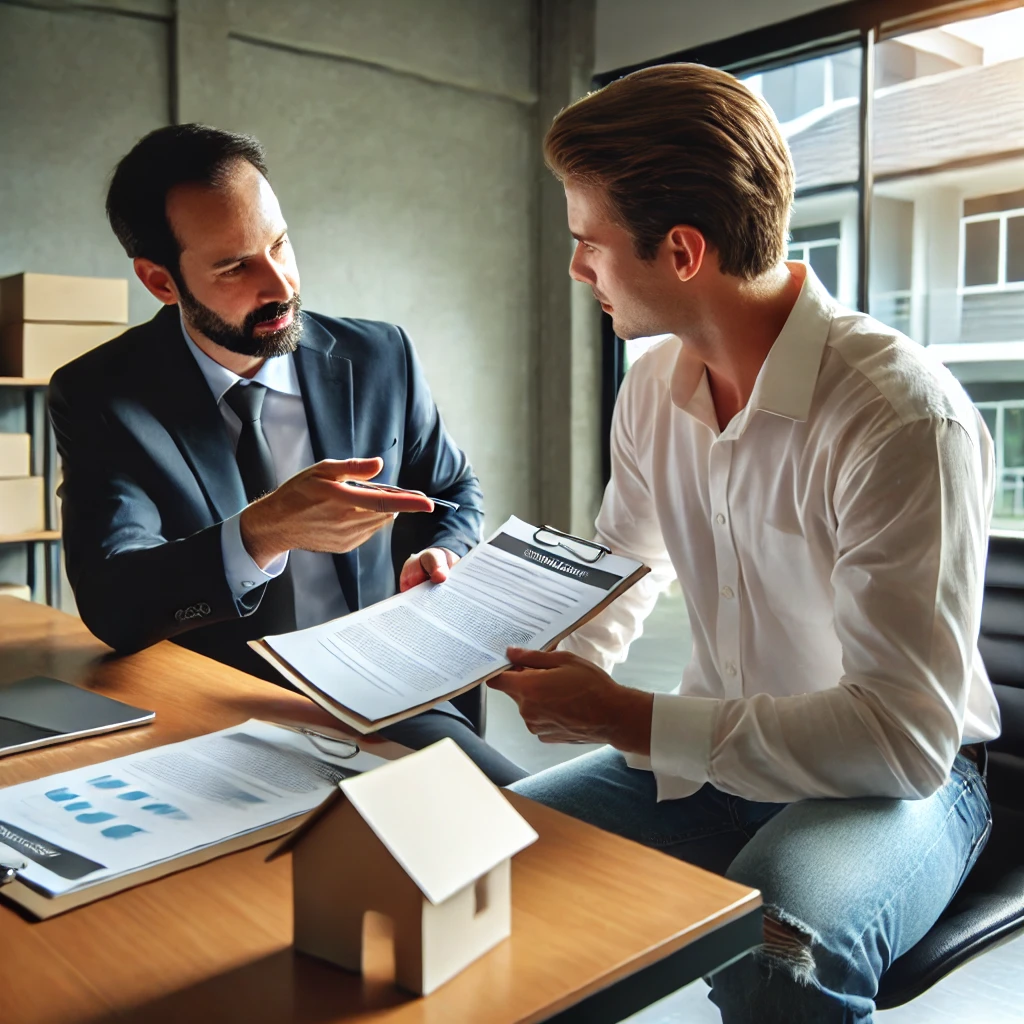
[{"xmin": 49, "ymin": 124, "xmax": 525, "ymax": 785}]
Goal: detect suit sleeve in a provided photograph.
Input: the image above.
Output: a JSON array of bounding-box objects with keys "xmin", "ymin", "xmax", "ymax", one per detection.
[
  {"xmin": 48, "ymin": 370, "xmax": 258, "ymax": 654},
  {"xmin": 390, "ymin": 326, "xmax": 484, "ymax": 567}
]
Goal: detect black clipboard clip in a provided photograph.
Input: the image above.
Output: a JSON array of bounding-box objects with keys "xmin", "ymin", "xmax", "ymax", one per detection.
[{"xmin": 532, "ymin": 525, "xmax": 612, "ymax": 565}]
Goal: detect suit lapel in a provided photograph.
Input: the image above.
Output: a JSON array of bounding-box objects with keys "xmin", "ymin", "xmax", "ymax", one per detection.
[
  {"xmin": 294, "ymin": 316, "xmax": 361, "ymax": 611},
  {"xmin": 147, "ymin": 306, "xmax": 247, "ymax": 522}
]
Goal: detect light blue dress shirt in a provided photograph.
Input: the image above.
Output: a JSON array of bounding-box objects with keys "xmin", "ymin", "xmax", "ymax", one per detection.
[{"xmin": 180, "ymin": 319, "xmax": 349, "ymax": 629}]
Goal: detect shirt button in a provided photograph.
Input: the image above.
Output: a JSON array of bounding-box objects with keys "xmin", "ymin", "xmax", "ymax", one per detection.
[
  {"xmin": 724, "ymin": 661, "xmax": 737, "ymax": 677},
  {"xmin": 715, "ymin": 513, "xmax": 726, "ymax": 525},
  {"xmin": 242, "ymin": 580, "xmax": 256, "ymax": 588},
  {"xmin": 721, "ymin": 585, "xmax": 734, "ymax": 599}
]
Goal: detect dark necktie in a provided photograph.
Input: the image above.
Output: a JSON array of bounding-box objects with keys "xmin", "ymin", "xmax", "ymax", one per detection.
[
  {"xmin": 222, "ymin": 382, "xmax": 276, "ymax": 502},
  {"xmin": 222, "ymin": 381, "xmax": 296, "ymax": 631}
]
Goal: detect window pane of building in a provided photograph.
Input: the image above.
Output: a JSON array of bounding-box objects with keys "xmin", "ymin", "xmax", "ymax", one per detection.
[
  {"xmin": 964, "ymin": 219, "xmax": 1000, "ymax": 286},
  {"xmin": 745, "ymin": 49, "xmax": 862, "ymax": 192},
  {"xmin": 1007, "ymin": 215, "xmax": 1024, "ymax": 283},
  {"xmin": 1005, "ymin": 406, "xmax": 1024, "ymax": 468},
  {"xmin": 809, "ymin": 243, "xmax": 839, "ymax": 297},
  {"xmin": 870, "ymin": 7, "xmax": 1024, "ymax": 531}
]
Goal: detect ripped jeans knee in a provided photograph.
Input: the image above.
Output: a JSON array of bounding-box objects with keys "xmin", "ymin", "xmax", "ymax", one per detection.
[{"xmin": 759, "ymin": 904, "xmax": 819, "ymax": 986}]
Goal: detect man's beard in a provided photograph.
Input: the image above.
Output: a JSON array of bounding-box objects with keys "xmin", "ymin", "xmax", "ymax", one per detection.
[{"xmin": 177, "ymin": 279, "xmax": 303, "ymax": 359}]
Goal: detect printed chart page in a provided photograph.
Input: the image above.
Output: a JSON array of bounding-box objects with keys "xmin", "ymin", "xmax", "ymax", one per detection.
[
  {"xmin": 0, "ymin": 719, "xmax": 386, "ymax": 897},
  {"xmin": 263, "ymin": 516, "xmax": 644, "ymax": 723}
]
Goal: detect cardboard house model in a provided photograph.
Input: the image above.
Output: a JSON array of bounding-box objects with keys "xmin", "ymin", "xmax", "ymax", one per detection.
[{"xmin": 269, "ymin": 738, "xmax": 539, "ymax": 995}]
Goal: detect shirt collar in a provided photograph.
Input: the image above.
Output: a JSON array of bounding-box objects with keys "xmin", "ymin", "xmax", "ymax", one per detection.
[
  {"xmin": 179, "ymin": 311, "xmax": 302, "ymax": 404},
  {"xmin": 670, "ymin": 262, "xmax": 835, "ymax": 434}
]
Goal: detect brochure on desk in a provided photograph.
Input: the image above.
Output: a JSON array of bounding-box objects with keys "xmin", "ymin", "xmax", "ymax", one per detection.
[
  {"xmin": 251, "ymin": 516, "xmax": 649, "ymax": 733},
  {"xmin": 0, "ymin": 719, "xmax": 387, "ymax": 917}
]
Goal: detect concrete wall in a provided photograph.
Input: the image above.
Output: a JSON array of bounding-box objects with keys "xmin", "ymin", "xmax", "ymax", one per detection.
[
  {"xmin": 595, "ymin": 0, "xmax": 840, "ymax": 73},
  {"xmin": 1, "ymin": 0, "xmax": 592, "ymax": 609}
]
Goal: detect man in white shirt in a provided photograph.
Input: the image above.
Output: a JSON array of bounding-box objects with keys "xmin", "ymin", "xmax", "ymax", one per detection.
[{"xmin": 495, "ymin": 64, "xmax": 998, "ymax": 1020}]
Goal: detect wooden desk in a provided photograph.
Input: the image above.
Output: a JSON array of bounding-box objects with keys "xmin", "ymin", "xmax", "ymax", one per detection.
[{"xmin": 0, "ymin": 598, "xmax": 761, "ymax": 1024}]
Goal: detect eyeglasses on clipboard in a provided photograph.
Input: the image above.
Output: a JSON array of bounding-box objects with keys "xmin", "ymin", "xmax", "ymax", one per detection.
[{"xmin": 531, "ymin": 525, "xmax": 612, "ymax": 564}]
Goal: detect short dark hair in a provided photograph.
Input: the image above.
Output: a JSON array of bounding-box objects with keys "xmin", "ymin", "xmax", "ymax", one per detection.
[
  {"xmin": 106, "ymin": 124, "xmax": 269, "ymax": 275},
  {"xmin": 544, "ymin": 64, "xmax": 794, "ymax": 279}
]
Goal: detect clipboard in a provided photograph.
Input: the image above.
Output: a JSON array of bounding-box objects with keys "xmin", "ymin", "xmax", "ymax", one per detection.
[{"xmin": 248, "ymin": 517, "xmax": 650, "ymax": 734}]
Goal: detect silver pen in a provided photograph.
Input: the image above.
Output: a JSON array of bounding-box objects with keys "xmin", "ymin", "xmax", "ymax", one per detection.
[{"xmin": 346, "ymin": 480, "xmax": 460, "ymax": 512}]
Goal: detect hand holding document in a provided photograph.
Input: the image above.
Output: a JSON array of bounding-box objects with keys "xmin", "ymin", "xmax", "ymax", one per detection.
[{"xmin": 250, "ymin": 517, "xmax": 649, "ymax": 732}]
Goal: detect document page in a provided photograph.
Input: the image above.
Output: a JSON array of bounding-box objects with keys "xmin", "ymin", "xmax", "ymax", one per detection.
[
  {"xmin": 0, "ymin": 719, "xmax": 386, "ymax": 897},
  {"xmin": 264, "ymin": 516, "xmax": 644, "ymax": 723}
]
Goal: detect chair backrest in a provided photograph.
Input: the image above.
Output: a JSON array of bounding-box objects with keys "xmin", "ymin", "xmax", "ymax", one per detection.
[{"xmin": 977, "ymin": 534, "xmax": 1024, "ymax": 806}]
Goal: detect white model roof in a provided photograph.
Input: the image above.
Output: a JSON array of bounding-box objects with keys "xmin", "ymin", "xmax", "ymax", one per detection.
[{"xmin": 338, "ymin": 738, "xmax": 538, "ymax": 905}]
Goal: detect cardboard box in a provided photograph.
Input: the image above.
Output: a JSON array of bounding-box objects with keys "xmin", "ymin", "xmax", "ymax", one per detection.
[
  {"xmin": 1, "ymin": 322, "xmax": 125, "ymax": 380},
  {"xmin": 0, "ymin": 272, "xmax": 128, "ymax": 327},
  {"xmin": 0, "ymin": 433, "xmax": 31, "ymax": 477},
  {"xmin": 0, "ymin": 476, "xmax": 45, "ymax": 534},
  {"xmin": 0, "ymin": 582, "xmax": 32, "ymax": 601}
]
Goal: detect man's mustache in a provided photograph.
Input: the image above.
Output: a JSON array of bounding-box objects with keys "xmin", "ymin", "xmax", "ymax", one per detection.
[{"xmin": 246, "ymin": 296, "xmax": 301, "ymax": 330}]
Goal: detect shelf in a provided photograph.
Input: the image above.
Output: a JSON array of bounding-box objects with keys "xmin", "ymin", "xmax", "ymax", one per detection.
[
  {"xmin": 0, "ymin": 377, "xmax": 49, "ymax": 387},
  {"xmin": 0, "ymin": 530, "xmax": 60, "ymax": 545}
]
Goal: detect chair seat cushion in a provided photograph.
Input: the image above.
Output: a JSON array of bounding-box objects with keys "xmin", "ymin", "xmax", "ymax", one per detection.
[{"xmin": 875, "ymin": 804, "xmax": 1024, "ymax": 1009}]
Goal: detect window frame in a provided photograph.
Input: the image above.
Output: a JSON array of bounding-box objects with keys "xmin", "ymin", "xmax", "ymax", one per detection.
[
  {"xmin": 593, "ymin": 0, "xmax": 1024, "ymax": 487},
  {"xmin": 960, "ymin": 205, "xmax": 1024, "ymax": 292}
]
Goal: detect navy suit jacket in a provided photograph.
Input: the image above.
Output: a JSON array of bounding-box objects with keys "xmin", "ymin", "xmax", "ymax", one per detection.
[{"xmin": 48, "ymin": 304, "xmax": 484, "ymax": 682}]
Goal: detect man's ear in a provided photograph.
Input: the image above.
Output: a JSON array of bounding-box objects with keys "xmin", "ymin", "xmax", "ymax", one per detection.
[
  {"xmin": 665, "ymin": 225, "xmax": 707, "ymax": 283},
  {"xmin": 133, "ymin": 257, "xmax": 181, "ymax": 306}
]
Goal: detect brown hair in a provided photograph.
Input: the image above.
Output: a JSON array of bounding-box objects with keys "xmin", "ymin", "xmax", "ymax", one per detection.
[{"xmin": 544, "ymin": 64, "xmax": 794, "ymax": 279}]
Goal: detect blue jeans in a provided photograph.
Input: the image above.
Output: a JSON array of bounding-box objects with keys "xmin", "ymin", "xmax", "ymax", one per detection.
[{"xmin": 509, "ymin": 748, "xmax": 991, "ymax": 1023}]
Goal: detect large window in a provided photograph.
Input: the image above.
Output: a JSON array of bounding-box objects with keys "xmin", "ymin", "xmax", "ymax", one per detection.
[{"xmin": 596, "ymin": 0, "xmax": 1024, "ymax": 532}]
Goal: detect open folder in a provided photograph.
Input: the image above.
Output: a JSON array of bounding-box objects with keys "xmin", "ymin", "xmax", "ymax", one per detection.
[{"xmin": 249, "ymin": 516, "xmax": 650, "ymax": 734}]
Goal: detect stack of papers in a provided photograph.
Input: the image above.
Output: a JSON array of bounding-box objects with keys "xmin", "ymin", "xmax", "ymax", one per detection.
[{"xmin": 0, "ymin": 719, "xmax": 386, "ymax": 917}]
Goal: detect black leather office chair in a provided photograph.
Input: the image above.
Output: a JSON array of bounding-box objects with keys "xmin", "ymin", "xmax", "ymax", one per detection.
[{"xmin": 876, "ymin": 534, "xmax": 1024, "ymax": 1008}]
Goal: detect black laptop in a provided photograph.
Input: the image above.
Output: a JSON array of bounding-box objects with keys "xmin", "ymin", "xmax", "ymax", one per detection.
[{"xmin": 0, "ymin": 677, "xmax": 154, "ymax": 757}]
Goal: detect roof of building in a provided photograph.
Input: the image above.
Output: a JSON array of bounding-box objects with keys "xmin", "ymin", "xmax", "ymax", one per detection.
[
  {"xmin": 270, "ymin": 738, "xmax": 538, "ymax": 905},
  {"xmin": 788, "ymin": 55, "xmax": 1024, "ymax": 189}
]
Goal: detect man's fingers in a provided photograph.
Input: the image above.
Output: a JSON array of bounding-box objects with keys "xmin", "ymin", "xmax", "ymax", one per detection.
[
  {"xmin": 487, "ymin": 669, "xmax": 525, "ymax": 694},
  {"xmin": 315, "ymin": 457, "xmax": 384, "ymax": 480},
  {"xmin": 420, "ymin": 548, "xmax": 450, "ymax": 582},
  {"xmin": 399, "ymin": 560, "xmax": 428, "ymax": 593},
  {"xmin": 506, "ymin": 647, "xmax": 577, "ymax": 670},
  {"xmin": 335, "ymin": 482, "xmax": 434, "ymax": 514}
]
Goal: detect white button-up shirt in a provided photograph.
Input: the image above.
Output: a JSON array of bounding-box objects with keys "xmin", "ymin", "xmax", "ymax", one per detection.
[
  {"xmin": 181, "ymin": 321, "xmax": 349, "ymax": 629},
  {"xmin": 563, "ymin": 264, "xmax": 1001, "ymax": 804}
]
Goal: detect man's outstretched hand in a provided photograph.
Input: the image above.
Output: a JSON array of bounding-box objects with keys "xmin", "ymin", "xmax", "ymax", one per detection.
[
  {"xmin": 488, "ymin": 648, "xmax": 653, "ymax": 754},
  {"xmin": 240, "ymin": 457, "xmax": 433, "ymax": 569}
]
